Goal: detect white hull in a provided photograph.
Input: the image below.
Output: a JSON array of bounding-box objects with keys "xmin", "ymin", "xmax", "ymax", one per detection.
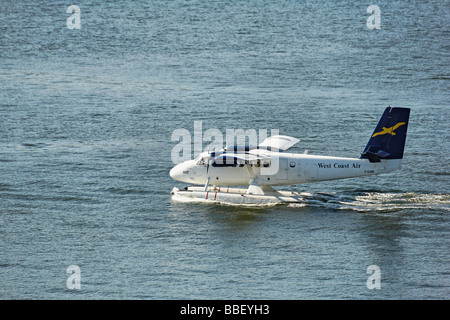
[{"xmin": 171, "ymin": 186, "xmax": 305, "ymax": 204}]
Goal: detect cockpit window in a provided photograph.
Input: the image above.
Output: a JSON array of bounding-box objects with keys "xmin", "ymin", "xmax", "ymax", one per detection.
[{"xmin": 196, "ymin": 157, "xmax": 206, "ymax": 166}]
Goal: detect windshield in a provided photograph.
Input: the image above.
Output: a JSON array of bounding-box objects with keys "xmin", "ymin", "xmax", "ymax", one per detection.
[{"xmin": 195, "ymin": 154, "xmax": 207, "ymax": 165}]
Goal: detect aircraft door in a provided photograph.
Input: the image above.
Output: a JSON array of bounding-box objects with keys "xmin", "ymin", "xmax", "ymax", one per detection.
[
  {"xmin": 288, "ymin": 160, "xmax": 301, "ymax": 181},
  {"xmin": 276, "ymin": 159, "xmax": 288, "ymax": 180}
]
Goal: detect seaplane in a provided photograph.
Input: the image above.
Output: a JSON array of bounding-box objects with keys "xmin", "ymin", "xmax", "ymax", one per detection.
[{"xmin": 170, "ymin": 107, "xmax": 410, "ymax": 204}]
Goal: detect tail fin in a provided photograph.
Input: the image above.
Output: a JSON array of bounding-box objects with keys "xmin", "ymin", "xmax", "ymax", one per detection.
[{"xmin": 361, "ymin": 106, "xmax": 410, "ymax": 162}]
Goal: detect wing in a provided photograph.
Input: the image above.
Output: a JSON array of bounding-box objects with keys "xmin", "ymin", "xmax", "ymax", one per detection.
[{"xmin": 258, "ymin": 135, "xmax": 299, "ymax": 151}]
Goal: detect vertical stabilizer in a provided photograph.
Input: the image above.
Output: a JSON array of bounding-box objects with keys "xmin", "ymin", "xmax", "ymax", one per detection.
[{"xmin": 361, "ymin": 107, "xmax": 410, "ymax": 162}]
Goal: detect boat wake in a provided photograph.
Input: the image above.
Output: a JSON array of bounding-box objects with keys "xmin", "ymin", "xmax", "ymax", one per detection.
[{"xmin": 336, "ymin": 192, "xmax": 450, "ymax": 213}]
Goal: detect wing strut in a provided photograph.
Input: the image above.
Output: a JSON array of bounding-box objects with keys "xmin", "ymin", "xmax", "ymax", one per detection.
[{"xmin": 204, "ymin": 177, "xmax": 210, "ymax": 192}]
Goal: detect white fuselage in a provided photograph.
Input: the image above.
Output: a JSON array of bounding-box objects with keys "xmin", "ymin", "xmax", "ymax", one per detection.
[{"xmin": 169, "ymin": 150, "xmax": 402, "ymax": 187}]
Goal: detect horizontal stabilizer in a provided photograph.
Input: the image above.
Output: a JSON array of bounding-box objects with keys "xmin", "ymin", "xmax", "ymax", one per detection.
[{"xmin": 362, "ymin": 147, "xmax": 391, "ymax": 162}]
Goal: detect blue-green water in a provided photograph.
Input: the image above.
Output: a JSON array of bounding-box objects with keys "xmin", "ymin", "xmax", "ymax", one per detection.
[{"xmin": 1, "ymin": 0, "xmax": 449, "ymax": 299}]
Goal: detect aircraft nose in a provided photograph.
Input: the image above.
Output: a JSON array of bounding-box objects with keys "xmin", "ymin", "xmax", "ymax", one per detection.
[
  {"xmin": 169, "ymin": 164, "xmax": 182, "ymax": 180},
  {"xmin": 170, "ymin": 162, "xmax": 188, "ymax": 181},
  {"xmin": 170, "ymin": 160, "xmax": 199, "ymax": 183}
]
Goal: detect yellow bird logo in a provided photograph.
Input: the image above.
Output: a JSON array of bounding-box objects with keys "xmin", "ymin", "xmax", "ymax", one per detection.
[{"xmin": 372, "ymin": 122, "xmax": 406, "ymax": 137}]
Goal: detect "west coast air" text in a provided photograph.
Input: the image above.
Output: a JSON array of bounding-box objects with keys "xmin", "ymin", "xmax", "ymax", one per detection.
[{"xmin": 317, "ymin": 162, "xmax": 361, "ymax": 169}]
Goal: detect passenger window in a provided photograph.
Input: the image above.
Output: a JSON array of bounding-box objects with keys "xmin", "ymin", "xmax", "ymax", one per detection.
[{"xmin": 212, "ymin": 156, "xmax": 238, "ymax": 167}]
